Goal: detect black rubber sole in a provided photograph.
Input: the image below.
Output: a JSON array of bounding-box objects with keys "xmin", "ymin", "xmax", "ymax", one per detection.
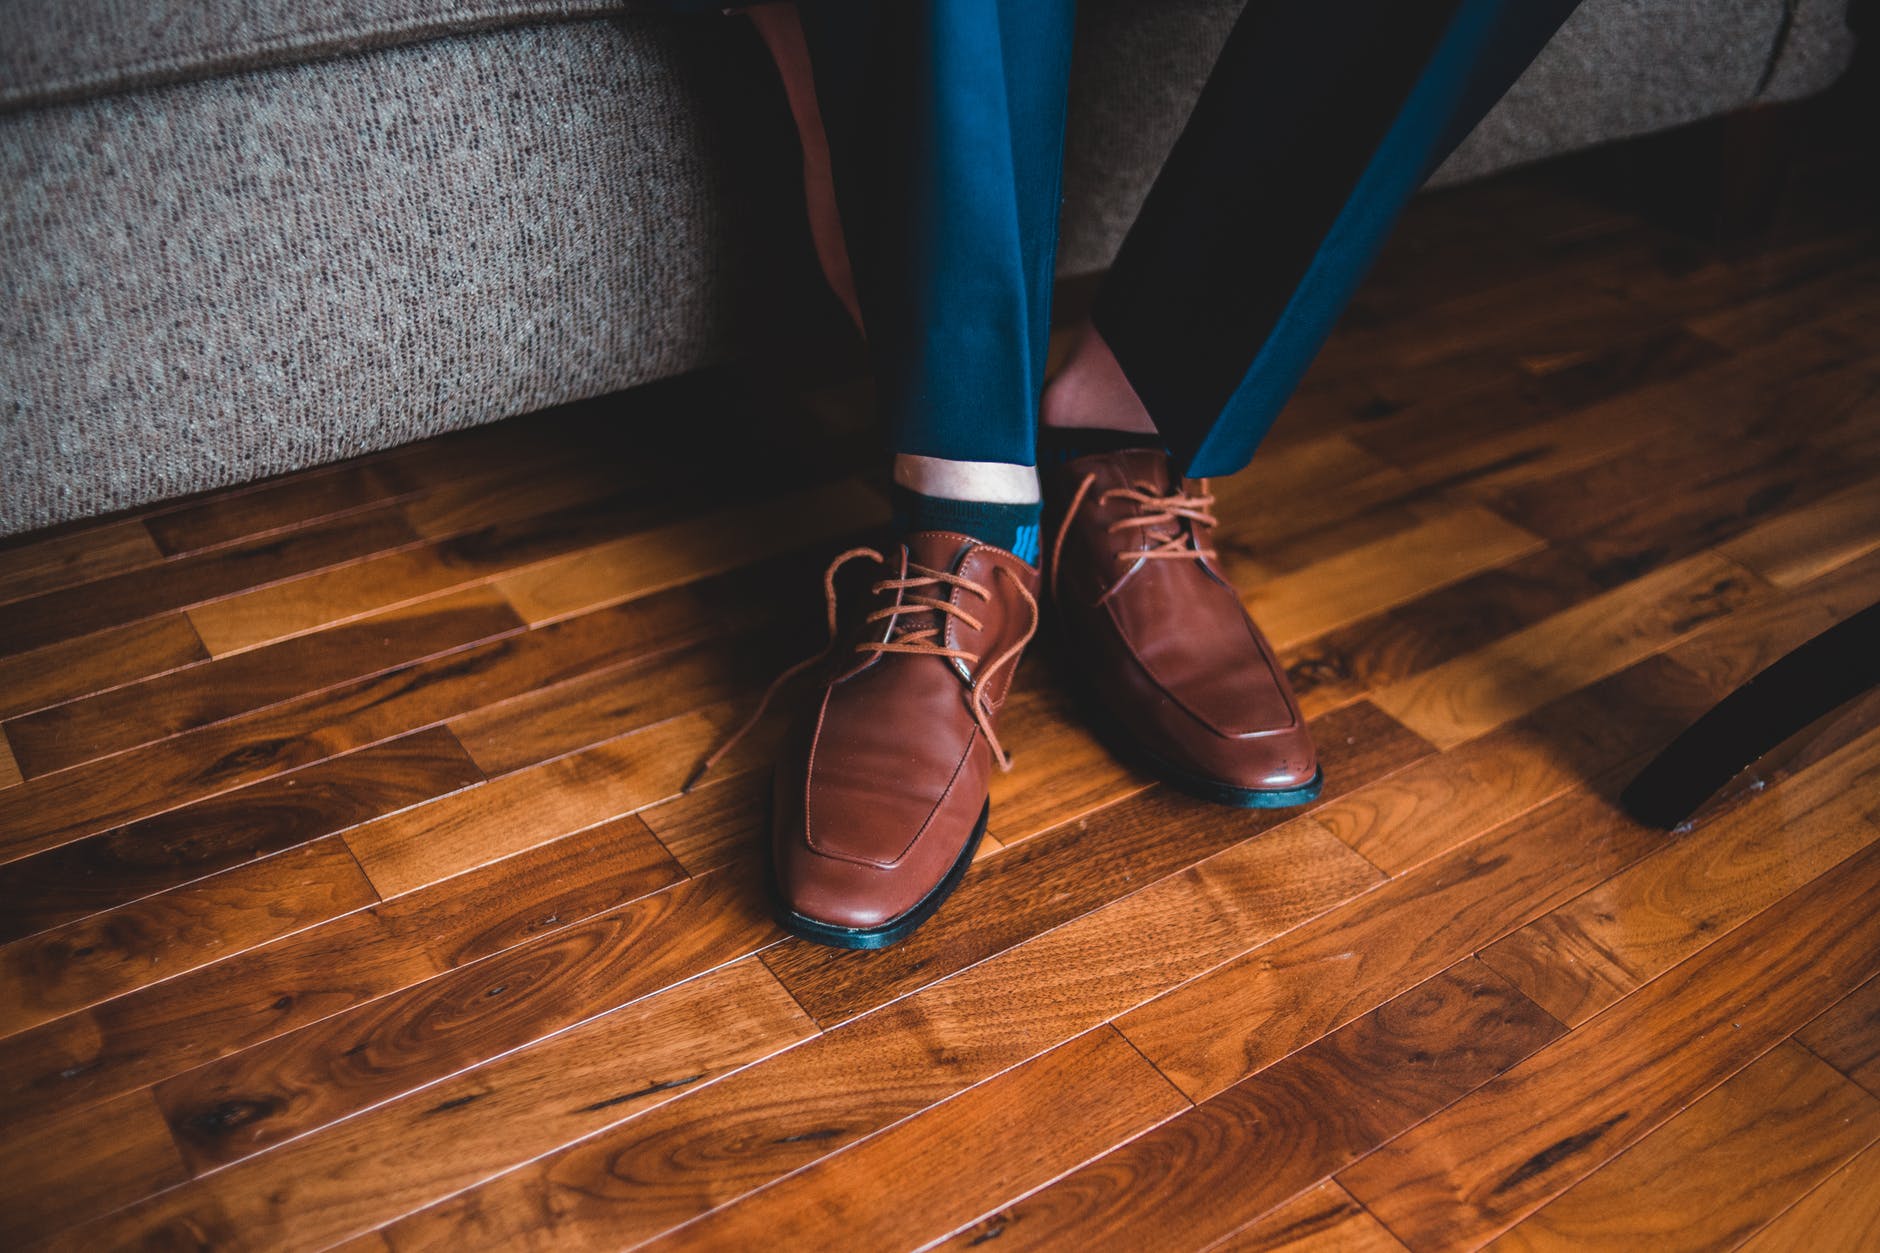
[{"xmin": 772, "ymin": 800, "xmax": 990, "ymax": 951}]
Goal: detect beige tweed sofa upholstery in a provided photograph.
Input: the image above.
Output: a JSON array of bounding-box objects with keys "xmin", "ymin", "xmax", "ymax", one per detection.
[{"xmin": 0, "ymin": 0, "xmax": 1858, "ymax": 536}]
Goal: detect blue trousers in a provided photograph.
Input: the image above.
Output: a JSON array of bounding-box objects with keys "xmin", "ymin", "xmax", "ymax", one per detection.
[{"xmin": 797, "ymin": 0, "xmax": 1582, "ymax": 478}]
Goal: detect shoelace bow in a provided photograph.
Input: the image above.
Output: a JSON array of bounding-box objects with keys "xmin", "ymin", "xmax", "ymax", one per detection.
[
  {"xmin": 1048, "ymin": 473, "xmax": 1219, "ymax": 604},
  {"xmin": 685, "ymin": 545, "xmax": 1038, "ymax": 791}
]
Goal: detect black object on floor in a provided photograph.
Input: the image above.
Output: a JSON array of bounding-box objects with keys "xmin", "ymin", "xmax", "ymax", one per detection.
[{"xmin": 1622, "ymin": 600, "xmax": 1880, "ymax": 829}]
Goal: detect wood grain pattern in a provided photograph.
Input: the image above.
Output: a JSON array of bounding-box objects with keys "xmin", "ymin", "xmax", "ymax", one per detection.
[
  {"xmin": 0, "ymin": 836, "xmax": 378, "ymax": 1036},
  {"xmin": 937, "ymin": 961, "xmax": 1559, "ymax": 1253},
  {"xmin": 653, "ymin": 1027, "xmax": 1188, "ymax": 1253},
  {"xmin": 1479, "ymin": 726, "xmax": 1880, "ymax": 1025},
  {"xmin": 493, "ymin": 478, "xmax": 889, "ymax": 624},
  {"xmin": 1737, "ymin": 1139, "xmax": 1880, "ymax": 1253},
  {"xmin": 0, "ymin": 816, "xmax": 682, "ymax": 1127},
  {"xmin": 0, "ymin": 730, "xmax": 18, "ymax": 790},
  {"xmin": 0, "ymin": 726, "xmax": 482, "ymax": 943},
  {"xmin": 0, "ymin": 518, "xmax": 162, "ymax": 607},
  {"xmin": 1116, "ymin": 785, "xmax": 1663, "ymax": 1102},
  {"xmin": 1306, "ymin": 652, "xmax": 1706, "ymax": 877},
  {"xmin": 362, "ymin": 811, "xmax": 1382, "ymax": 1251},
  {"xmin": 0, "ymin": 1088, "xmax": 186, "ymax": 1246},
  {"xmin": 1718, "ymin": 475, "xmax": 1880, "ymax": 588},
  {"xmin": 66, "ymin": 959, "xmax": 814, "ymax": 1253},
  {"xmin": 1371, "ymin": 550, "xmax": 1766, "ymax": 748},
  {"xmin": 346, "ymin": 697, "xmax": 781, "ymax": 898},
  {"xmin": 152, "ymin": 852, "xmax": 762, "ymax": 1174},
  {"xmin": 1210, "ymin": 1181, "xmax": 1411, "ymax": 1253},
  {"xmin": 1796, "ymin": 974, "xmax": 1880, "ymax": 1100},
  {"xmin": 0, "ymin": 568, "xmax": 761, "ymax": 860},
  {"xmin": 0, "ymin": 613, "xmax": 207, "ymax": 722},
  {"xmin": 144, "ymin": 464, "xmax": 410, "ymax": 557},
  {"xmin": 5, "ymin": 588, "xmax": 524, "ymax": 779},
  {"xmin": 1487, "ymin": 1042, "xmax": 1880, "ymax": 1251},
  {"xmin": 1281, "ymin": 546, "xmax": 1608, "ymax": 719},
  {"xmin": 1337, "ymin": 840, "xmax": 1880, "ymax": 1250},
  {"xmin": 0, "ymin": 505, "xmax": 421, "ymax": 659},
  {"xmin": 1243, "ymin": 505, "xmax": 1543, "ymax": 650}
]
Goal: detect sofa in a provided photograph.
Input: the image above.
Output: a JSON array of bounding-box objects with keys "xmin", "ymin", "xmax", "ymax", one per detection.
[{"xmin": 0, "ymin": 0, "xmax": 1858, "ymax": 537}]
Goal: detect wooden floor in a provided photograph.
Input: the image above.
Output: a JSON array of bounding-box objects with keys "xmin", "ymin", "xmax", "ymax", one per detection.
[{"xmin": 5, "ymin": 126, "xmax": 1880, "ymax": 1252}]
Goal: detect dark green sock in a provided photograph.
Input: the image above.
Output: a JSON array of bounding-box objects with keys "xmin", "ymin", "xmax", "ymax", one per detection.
[{"xmin": 890, "ymin": 485, "xmax": 1042, "ymax": 565}]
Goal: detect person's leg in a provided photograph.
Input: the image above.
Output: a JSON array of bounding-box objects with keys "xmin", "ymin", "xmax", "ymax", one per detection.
[
  {"xmin": 1057, "ymin": 0, "xmax": 1582, "ymax": 475},
  {"xmin": 750, "ymin": 0, "xmax": 1076, "ymax": 950},
  {"xmin": 748, "ymin": 4, "xmax": 862, "ymax": 331},
  {"xmin": 1042, "ymin": 0, "xmax": 1581, "ymax": 811},
  {"xmin": 796, "ymin": 0, "xmax": 1076, "ymax": 559}
]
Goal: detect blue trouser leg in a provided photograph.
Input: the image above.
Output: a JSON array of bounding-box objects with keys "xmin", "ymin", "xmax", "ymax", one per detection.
[
  {"xmin": 1092, "ymin": 0, "xmax": 1584, "ymax": 478},
  {"xmin": 796, "ymin": 0, "xmax": 1077, "ymax": 468}
]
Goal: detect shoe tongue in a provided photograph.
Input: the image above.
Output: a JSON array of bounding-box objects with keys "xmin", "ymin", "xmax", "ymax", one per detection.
[
  {"xmin": 1109, "ymin": 447, "xmax": 1175, "ymax": 493},
  {"xmin": 902, "ymin": 530, "xmax": 977, "ymax": 575},
  {"xmin": 879, "ymin": 531, "xmax": 973, "ymax": 643}
]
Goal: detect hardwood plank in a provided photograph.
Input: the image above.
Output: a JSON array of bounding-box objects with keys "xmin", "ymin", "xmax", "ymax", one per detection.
[
  {"xmin": 1487, "ymin": 1041, "xmax": 1880, "ymax": 1252},
  {"xmin": 153, "ymin": 850, "xmax": 760, "ymax": 1175},
  {"xmin": 1796, "ymin": 974, "xmax": 1880, "ymax": 1100},
  {"xmin": 346, "ymin": 698, "xmax": 779, "ymax": 898},
  {"xmin": 1371, "ymin": 549, "xmax": 1766, "ymax": 749},
  {"xmin": 1308, "ymin": 654, "xmax": 1706, "ymax": 876},
  {"xmin": 1718, "ymin": 475, "xmax": 1880, "ymax": 588},
  {"xmin": 985, "ymin": 675, "xmax": 1155, "ymax": 846},
  {"xmin": 1242, "ymin": 504, "xmax": 1543, "ymax": 650},
  {"xmin": 658, "ymin": 1027, "xmax": 1188, "ymax": 1253},
  {"xmin": 1683, "ymin": 252, "xmax": 1880, "ymax": 351},
  {"xmin": 1549, "ymin": 436, "xmax": 1878, "ymax": 590},
  {"xmin": 935, "ymin": 961, "xmax": 1559, "ymax": 1253},
  {"xmin": 0, "ymin": 837, "xmax": 377, "ymax": 1037},
  {"xmin": 0, "ymin": 614, "xmax": 208, "ymax": 721},
  {"xmin": 145, "ymin": 464, "xmax": 410, "ymax": 557},
  {"xmin": 0, "ymin": 505, "xmax": 421, "ymax": 659},
  {"xmin": 0, "ymin": 1089, "xmax": 186, "ymax": 1247},
  {"xmin": 0, "ymin": 563, "xmax": 766, "ymax": 862},
  {"xmin": 401, "ymin": 459, "xmax": 633, "ymax": 540},
  {"xmin": 1346, "ymin": 325, "xmax": 1729, "ymax": 475},
  {"xmin": 0, "ymin": 730, "xmax": 18, "ymax": 790},
  {"xmin": 0, "ymin": 726, "xmax": 482, "ymax": 943},
  {"xmin": 1208, "ymin": 1181, "xmax": 1409, "ymax": 1253},
  {"xmin": 1281, "ymin": 547, "xmax": 1608, "ymax": 719},
  {"xmin": 761, "ymin": 702, "xmax": 1427, "ymax": 1028},
  {"xmin": 6, "ymin": 587, "xmax": 524, "ymax": 779},
  {"xmin": 1737, "ymin": 1139, "xmax": 1880, "ymax": 1253},
  {"xmin": 493, "ymin": 478, "xmax": 889, "ymax": 624},
  {"xmin": 1660, "ymin": 545, "xmax": 1880, "ymax": 703},
  {"xmin": 638, "ymin": 767, "xmax": 770, "ymax": 876},
  {"xmin": 0, "ymin": 816, "xmax": 681, "ymax": 1128},
  {"xmin": 446, "ymin": 629, "xmax": 802, "ymax": 777},
  {"xmin": 1115, "ymin": 784, "xmax": 1665, "ymax": 1103},
  {"xmin": 357, "ymin": 806, "xmax": 1378, "ymax": 1251},
  {"xmin": 1347, "ymin": 311, "xmax": 1869, "ymax": 514},
  {"xmin": 1335, "ymin": 839, "xmax": 1880, "ymax": 1250},
  {"xmin": 0, "ymin": 518, "xmax": 162, "ymax": 607},
  {"xmin": 1479, "ymin": 726, "xmax": 1880, "ymax": 1026},
  {"xmin": 187, "ymin": 546, "xmax": 476, "ymax": 657},
  {"xmin": 69, "ymin": 959, "xmax": 813, "ymax": 1253}
]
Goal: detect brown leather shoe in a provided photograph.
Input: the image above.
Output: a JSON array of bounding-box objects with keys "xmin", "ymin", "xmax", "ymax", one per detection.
[
  {"xmin": 1044, "ymin": 446, "xmax": 1320, "ymax": 808},
  {"xmin": 766, "ymin": 531, "xmax": 1039, "ymax": 949}
]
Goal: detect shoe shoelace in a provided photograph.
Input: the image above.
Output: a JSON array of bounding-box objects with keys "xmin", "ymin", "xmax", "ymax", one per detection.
[
  {"xmin": 685, "ymin": 544, "xmax": 1038, "ymax": 791},
  {"xmin": 1048, "ymin": 473, "xmax": 1219, "ymax": 604}
]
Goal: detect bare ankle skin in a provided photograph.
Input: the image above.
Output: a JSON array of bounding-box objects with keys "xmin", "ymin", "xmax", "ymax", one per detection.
[{"xmin": 1041, "ymin": 321, "xmax": 1158, "ymax": 436}]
